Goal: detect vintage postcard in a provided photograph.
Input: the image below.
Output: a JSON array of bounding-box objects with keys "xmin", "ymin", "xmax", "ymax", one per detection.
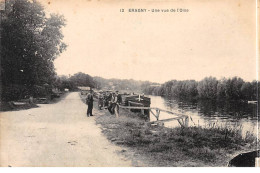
[{"xmin": 0, "ymin": 0, "xmax": 259, "ymax": 167}]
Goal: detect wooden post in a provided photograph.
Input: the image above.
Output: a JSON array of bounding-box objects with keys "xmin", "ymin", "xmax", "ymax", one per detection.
[
  {"xmin": 184, "ymin": 116, "xmax": 189, "ymax": 127},
  {"xmin": 145, "ymin": 110, "xmax": 150, "ymax": 121},
  {"xmin": 117, "ymin": 104, "xmax": 120, "ymax": 117},
  {"xmin": 177, "ymin": 119, "xmax": 182, "ymax": 127},
  {"xmin": 156, "ymin": 109, "xmax": 160, "ymax": 121}
]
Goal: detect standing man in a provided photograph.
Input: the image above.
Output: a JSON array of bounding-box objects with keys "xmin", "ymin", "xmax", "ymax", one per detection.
[
  {"xmin": 109, "ymin": 91, "xmax": 121, "ymax": 118},
  {"xmin": 86, "ymin": 89, "xmax": 94, "ymax": 117},
  {"xmin": 104, "ymin": 91, "xmax": 112, "ymax": 109},
  {"xmin": 115, "ymin": 91, "xmax": 122, "ymax": 117},
  {"xmin": 108, "ymin": 92, "xmax": 117, "ymax": 115},
  {"xmin": 116, "ymin": 91, "xmax": 122, "ymax": 105},
  {"xmin": 98, "ymin": 91, "xmax": 104, "ymax": 110}
]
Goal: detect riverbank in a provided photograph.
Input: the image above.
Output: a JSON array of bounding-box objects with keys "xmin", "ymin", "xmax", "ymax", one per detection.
[{"xmin": 95, "ymin": 106, "xmax": 258, "ymax": 167}]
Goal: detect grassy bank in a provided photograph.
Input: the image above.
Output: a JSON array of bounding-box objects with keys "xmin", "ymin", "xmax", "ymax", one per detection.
[{"xmin": 95, "ymin": 107, "xmax": 258, "ymax": 167}]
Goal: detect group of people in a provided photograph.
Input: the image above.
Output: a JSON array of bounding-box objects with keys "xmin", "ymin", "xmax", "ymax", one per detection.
[{"xmin": 86, "ymin": 90, "xmax": 122, "ymax": 118}]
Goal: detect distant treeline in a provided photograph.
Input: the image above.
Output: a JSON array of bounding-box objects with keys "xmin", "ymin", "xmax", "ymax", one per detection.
[
  {"xmin": 93, "ymin": 76, "xmax": 158, "ymax": 93},
  {"xmin": 143, "ymin": 77, "xmax": 258, "ymax": 101}
]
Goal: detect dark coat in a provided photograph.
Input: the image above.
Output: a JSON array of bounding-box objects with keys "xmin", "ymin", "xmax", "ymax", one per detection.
[{"xmin": 86, "ymin": 93, "xmax": 93, "ymax": 105}]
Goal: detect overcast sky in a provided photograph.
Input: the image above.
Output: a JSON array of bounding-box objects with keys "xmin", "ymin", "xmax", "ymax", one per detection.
[{"xmin": 41, "ymin": 0, "xmax": 257, "ymax": 83}]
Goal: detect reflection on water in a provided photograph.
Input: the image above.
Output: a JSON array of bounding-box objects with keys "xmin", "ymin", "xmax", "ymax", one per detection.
[{"xmin": 149, "ymin": 95, "xmax": 259, "ymax": 137}]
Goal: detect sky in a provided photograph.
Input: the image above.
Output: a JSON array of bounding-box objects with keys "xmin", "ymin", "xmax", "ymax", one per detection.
[{"xmin": 41, "ymin": 0, "xmax": 257, "ymax": 83}]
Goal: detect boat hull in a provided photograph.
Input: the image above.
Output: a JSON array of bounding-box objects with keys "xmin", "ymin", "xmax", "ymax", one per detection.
[{"xmin": 123, "ymin": 95, "xmax": 151, "ymax": 118}]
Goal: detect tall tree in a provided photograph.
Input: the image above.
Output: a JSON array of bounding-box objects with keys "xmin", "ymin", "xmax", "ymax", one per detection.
[{"xmin": 1, "ymin": 0, "xmax": 66, "ymax": 100}]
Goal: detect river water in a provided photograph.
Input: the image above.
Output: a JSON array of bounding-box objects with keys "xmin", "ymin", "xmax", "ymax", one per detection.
[{"xmin": 148, "ymin": 95, "xmax": 259, "ymax": 137}]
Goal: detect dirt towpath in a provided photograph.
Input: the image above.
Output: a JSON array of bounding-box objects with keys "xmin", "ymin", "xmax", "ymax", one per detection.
[{"xmin": 0, "ymin": 92, "xmax": 132, "ymax": 167}]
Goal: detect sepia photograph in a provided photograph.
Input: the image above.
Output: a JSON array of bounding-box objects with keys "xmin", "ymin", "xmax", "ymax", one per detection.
[{"xmin": 0, "ymin": 0, "xmax": 259, "ymax": 167}]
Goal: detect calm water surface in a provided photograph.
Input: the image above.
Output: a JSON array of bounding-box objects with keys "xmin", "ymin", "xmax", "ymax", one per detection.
[{"xmin": 148, "ymin": 95, "xmax": 259, "ymax": 137}]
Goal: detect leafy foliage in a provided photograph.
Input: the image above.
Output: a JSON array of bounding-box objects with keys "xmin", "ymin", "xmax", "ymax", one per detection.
[{"xmin": 1, "ymin": 0, "xmax": 67, "ymax": 100}]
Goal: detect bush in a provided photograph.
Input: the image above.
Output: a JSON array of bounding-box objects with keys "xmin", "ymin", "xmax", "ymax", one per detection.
[
  {"xmin": 1, "ymin": 84, "xmax": 51, "ymax": 101},
  {"xmin": 31, "ymin": 85, "xmax": 48, "ymax": 98},
  {"xmin": 1, "ymin": 84, "xmax": 28, "ymax": 101}
]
